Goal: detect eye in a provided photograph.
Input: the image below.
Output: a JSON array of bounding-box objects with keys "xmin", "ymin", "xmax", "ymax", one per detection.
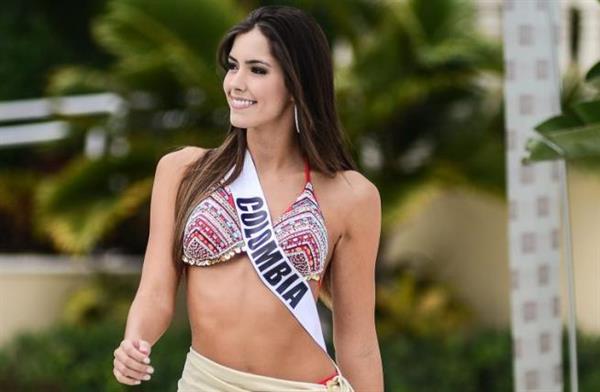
[
  {"xmin": 252, "ymin": 67, "xmax": 267, "ymax": 75},
  {"xmin": 226, "ymin": 61, "xmax": 267, "ymax": 75}
]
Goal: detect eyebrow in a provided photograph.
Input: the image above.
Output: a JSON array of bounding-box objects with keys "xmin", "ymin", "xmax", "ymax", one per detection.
[{"xmin": 228, "ymin": 55, "xmax": 271, "ymax": 68}]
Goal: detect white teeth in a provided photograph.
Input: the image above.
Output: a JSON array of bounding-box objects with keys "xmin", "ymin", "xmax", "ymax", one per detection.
[{"xmin": 231, "ymin": 98, "xmax": 256, "ymax": 108}]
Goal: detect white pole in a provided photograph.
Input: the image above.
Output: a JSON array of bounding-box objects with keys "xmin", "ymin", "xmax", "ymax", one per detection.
[{"xmin": 503, "ymin": 1, "xmax": 564, "ymax": 390}]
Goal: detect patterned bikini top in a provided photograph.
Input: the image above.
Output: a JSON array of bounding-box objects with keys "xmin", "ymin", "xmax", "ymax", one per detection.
[{"xmin": 182, "ymin": 158, "xmax": 329, "ymax": 283}]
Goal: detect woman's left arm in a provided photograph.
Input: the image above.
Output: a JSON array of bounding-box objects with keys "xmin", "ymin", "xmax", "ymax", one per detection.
[{"xmin": 330, "ymin": 172, "xmax": 384, "ymax": 391}]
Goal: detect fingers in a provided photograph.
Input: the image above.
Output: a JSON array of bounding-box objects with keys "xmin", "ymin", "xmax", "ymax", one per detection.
[
  {"xmin": 113, "ymin": 350, "xmax": 153, "ymax": 380},
  {"xmin": 113, "ymin": 367, "xmax": 141, "ymax": 386},
  {"xmin": 113, "ymin": 339, "xmax": 154, "ymax": 385},
  {"xmin": 122, "ymin": 339, "xmax": 151, "ymax": 364},
  {"xmin": 137, "ymin": 339, "xmax": 152, "ymax": 356}
]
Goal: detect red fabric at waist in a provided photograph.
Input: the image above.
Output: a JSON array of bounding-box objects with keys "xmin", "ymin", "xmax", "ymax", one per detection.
[{"xmin": 317, "ymin": 371, "xmax": 338, "ymax": 385}]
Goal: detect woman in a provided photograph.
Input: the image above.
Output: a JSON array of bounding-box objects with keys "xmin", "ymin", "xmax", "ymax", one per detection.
[{"xmin": 112, "ymin": 5, "xmax": 383, "ymax": 391}]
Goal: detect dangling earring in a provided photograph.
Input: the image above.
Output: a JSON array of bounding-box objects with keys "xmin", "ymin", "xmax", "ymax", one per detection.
[{"xmin": 294, "ymin": 104, "xmax": 301, "ymax": 134}]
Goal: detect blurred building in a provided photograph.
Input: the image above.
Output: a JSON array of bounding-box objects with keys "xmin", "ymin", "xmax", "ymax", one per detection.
[
  {"xmin": 382, "ymin": 0, "xmax": 600, "ymax": 334},
  {"xmin": 475, "ymin": 0, "xmax": 600, "ymax": 72}
]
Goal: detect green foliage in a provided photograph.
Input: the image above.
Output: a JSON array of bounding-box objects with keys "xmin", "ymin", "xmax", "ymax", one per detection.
[
  {"xmin": 34, "ymin": 144, "xmax": 158, "ymax": 254},
  {"xmin": 381, "ymin": 329, "xmax": 600, "ymax": 391},
  {"xmin": 0, "ymin": 169, "xmax": 50, "ymax": 251},
  {"xmin": 0, "ymin": 0, "xmax": 109, "ymax": 100},
  {"xmin": 376, "ymin": 265, "xmax": 472, "ymax": 338},
  {"xmin": 28, "ymin": 0, "xmax": 245, "ymax": 254},
  {"xmin": 335, "ymin": 0, "xmax": 506, "ymax": 219},
  {"xmin": 526, "ymin": 102, "xmax": 600, "ymax": 162},
  {"xmin": 526, "ymin": 59, "xmax": 600, "ymax": 163},
  {"xmin": 0, "ymin": 321, "xmax": 191, "ymax": 391},
  {"xmin": 62, "ymin": 273, "xmax": 139, "ymax": 327},
  {"xmin": 50, "ymin": 0, "xmax": 241, "ymax": 107},
  {"xmin": 0, "ymin": 0, "xmax": 509, "ymax": 255},
  {"xmin": 3, "ymin": 320, "xmax": 600, "ymax": 391},
  {"xmin": 0, "ymin": 271, "xmax": 180, "ymax": 390},
  {"xmin": 587, "ymin": 60, "xmax": 600, "ymax": 83},
  {"xmin": 380, "ymin": 329, "xmax": 513, "ymax": 391},
  {"xmin": 341, "ymin": 0, "xmax": 501, "ymax": 142},
  {"xmin": 1, "ymin": 265, "xmax": 599, "ymax": 392},
  {"xmin": 565, "ymin": 333, "xmax": 600, "ymax": 392}
]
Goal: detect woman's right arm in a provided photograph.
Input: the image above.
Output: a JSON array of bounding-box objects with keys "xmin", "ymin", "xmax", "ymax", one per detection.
[{"xmin": 113, "ymin": 146, "xmax": 205, "ymax": 386}]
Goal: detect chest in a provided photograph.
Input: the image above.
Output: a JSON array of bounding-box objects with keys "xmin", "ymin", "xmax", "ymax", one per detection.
[
  {"xmin": 260, "ymin": 172, "xmax": 346, "ymax": 262},
  {"xmin": 183, "ymin": 169, "xmax": 345, "ymax": 277}
]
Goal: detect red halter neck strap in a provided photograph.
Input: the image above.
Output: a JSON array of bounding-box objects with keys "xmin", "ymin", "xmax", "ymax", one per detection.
[{"xmin": 303, "ymin": 157, "xmax": 311, "ymax": 183}]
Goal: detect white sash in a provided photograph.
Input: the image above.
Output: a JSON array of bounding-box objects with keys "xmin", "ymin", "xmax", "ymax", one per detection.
[{"xmin": 226, "ymin": 149, "xmax": 327, "ymax": 353}]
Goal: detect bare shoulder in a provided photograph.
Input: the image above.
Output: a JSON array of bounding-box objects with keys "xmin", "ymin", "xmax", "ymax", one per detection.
[
  {"xmin": 157, "ymin": 145, "xmax": 208, "ymax": 173},
  {"xmin": 333, "ymin": 170, "xmax": 381, "ymax": 209},
  {"xmin": 314, "ymin": 169, "xmax": 380, "ymax": 239}
]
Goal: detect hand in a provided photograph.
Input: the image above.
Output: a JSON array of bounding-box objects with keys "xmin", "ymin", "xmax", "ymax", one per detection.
[{"xmin": 113, "ymin": 338, "xmax": 154, "ymax": 385}]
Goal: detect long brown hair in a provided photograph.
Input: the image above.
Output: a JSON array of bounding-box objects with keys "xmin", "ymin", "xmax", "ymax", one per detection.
[{"xmin": 171, "ymin": 5, "xmax": 357, "ymax": 308}]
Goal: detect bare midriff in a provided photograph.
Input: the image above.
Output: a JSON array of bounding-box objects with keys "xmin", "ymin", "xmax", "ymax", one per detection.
[{"xmin": 185, "ymin": 252, "xmax": 337, "ymax": 384}]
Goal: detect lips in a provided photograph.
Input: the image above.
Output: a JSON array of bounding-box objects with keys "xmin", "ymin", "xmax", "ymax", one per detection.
[{"xmin": 229, "ymin": 96, "xmax": 257, "ymax": 109}]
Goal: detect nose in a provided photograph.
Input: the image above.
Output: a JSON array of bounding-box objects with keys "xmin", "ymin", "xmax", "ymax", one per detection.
[{"xmin": 228, "ymin": 67, "xmax": 247, "ymax": 93}]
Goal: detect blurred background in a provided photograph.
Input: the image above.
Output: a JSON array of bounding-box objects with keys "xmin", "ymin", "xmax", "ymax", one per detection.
[{"xmin": 1, "ymin": 0, "xmax": 599, "ymax": 390}]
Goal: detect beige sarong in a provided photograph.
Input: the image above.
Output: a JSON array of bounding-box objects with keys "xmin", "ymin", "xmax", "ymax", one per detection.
[{"xmin": 177, "ymin": 346, "xmax": 355, "ymax": 392}]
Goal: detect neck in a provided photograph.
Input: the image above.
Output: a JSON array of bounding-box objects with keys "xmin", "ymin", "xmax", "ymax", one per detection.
[{"xmin": 245, "ymin": 114, "xmax": 303, "ymax": 177}]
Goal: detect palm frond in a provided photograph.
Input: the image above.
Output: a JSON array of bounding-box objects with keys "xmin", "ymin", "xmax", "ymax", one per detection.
[
  {"xmin": 33, "ymin": 152, "xmax": 156, "ymax": 254},
  {"xmin": 525, "ymin": 99, "xmax": 600, "ymax": 162}
]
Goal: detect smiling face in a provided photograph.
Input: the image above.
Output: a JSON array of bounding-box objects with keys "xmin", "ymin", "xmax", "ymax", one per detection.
[{"xmin": 223, "ymin": 26, "xmax": 293, "ymax": 132}]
